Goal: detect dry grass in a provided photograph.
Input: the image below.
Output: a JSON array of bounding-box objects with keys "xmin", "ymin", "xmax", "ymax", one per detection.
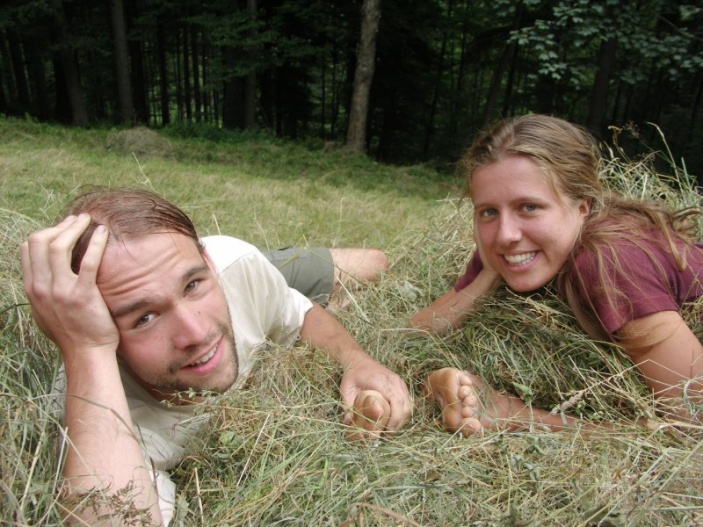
[
  {"xmin": 170, "ymin": 151, "xmax": 703, "ymax": 526},
  {"xmin": 105, "ymin": 128, "xmax": 175, "ymax": 159},
  {"xmin": 0, "ymin": 209, "xmax": 65, "ymax": 525},
  {"xmin": 1, "ymin": 123, "xmax": 701, "ymax": 526}
]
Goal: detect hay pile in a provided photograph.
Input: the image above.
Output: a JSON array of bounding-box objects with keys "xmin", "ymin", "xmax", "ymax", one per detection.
[{"xmin": 105, "ymin": 127, "xmax": 174, "ymax": 159}]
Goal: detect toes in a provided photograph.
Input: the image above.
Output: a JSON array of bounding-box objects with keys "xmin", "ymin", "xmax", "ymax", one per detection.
[
  {"xmin": 459, "ymin": 417, "xmax": 483, "ymax": 437},
  {"xmin": 462, "ymin": 392, "xmax": 478, "ymax": 408},
  {"xmin": 458, "ymin": 385, "xmax": 475, "ymax": 400},
  {"xmin": 346, "ymin": 390, "xmax": 390, "ymax": 442},
  {"xmin": 460, "ymin": 405, "xmax": 478, "ymax": 419}
]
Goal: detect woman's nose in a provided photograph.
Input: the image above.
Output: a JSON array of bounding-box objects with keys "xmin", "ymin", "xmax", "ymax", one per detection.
[{"xmin": 497, "ymin": 215, "xmax": 522, "ymax": 244}]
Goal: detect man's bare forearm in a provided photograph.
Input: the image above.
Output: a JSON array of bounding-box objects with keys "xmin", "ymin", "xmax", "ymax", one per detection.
[{"xmin": 61, "ymin": 353, "xmax": 163, "ymax": 526}]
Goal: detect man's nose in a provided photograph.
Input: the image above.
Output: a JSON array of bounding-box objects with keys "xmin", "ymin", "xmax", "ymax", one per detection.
[{"xmin": 172, "ymin": 303, "xmax": 209, "ymax": 350}]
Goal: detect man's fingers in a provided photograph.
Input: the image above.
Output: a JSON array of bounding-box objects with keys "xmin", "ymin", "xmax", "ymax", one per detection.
[
  {"xmin": 385, "ymin": 396, "xmax": 412, "ymax": 432},
  {"xmin": 340, "ymin": 385, "xmax": 360, "ymax": 417},
  {"xmin": 21, "ymin": 214, "xmax": 109, "ymax": 314},
  {"xmin": 340, "ymin": 369, "xmax": 412, "ymax": 435},
  {"xmin": 23, "ymin": 215, "xmax": 84, "ymax": 287},
  {"xmin": 46, "ymin": 215, "xmax": 92, "ymax": 280},
  {"xmin": 75, "ymin": 224, "xmax": 109, "ymax": 283}
]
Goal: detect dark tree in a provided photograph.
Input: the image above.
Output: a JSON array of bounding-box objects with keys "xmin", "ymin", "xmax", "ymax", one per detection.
[
  {"xmin": 48, "ymin": 0, "xmax": 88, "ymax": 125},
  {"xmin": 346, "ymin": 0, "xmax": 382, "ymax": 153},
  {"xmin": 110, "ymin": 0, "xmax": 134, "ymax": 124}
]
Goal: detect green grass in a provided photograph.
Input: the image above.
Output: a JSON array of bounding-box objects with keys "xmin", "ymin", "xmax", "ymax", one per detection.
[
  {"xmin": 0, "ymin": 118, "xmax": 454, "ymax": 248},
  {"xmin": 1, "ymin": 117, "xmax": 702, "ymax": 526}
]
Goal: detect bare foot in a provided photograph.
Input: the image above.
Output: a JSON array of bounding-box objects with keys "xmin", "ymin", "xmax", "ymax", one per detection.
[
  {"xmin": 425, "ymin": 367, "xmax": 525, "ymax": 436},
  {"xmin": 424, "ymin": 368, "xmax": 483, "ymax": 436},
  {"xmin": 345, "ymin": 390, "xmax": 391, "ymax": 442}
]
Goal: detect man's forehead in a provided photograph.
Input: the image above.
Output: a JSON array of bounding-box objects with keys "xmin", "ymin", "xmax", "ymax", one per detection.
[
  {"xmin": 107, "ymin": 231, "xmax": 199, "ymax": 254},
  {"xmin": 98, "ymin": 232, "xmax": 203, "ymax": 279}
]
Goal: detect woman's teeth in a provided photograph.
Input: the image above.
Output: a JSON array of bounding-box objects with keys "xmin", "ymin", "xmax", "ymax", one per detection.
[{"xmin": 504, "ymin": 252, "xmax": 536, "ymax": 265}]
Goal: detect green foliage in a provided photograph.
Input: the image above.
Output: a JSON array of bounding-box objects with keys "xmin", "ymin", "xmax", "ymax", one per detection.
[{"xmin": 162, "ymin": 120, "xmax": 281, "ymax": 144}]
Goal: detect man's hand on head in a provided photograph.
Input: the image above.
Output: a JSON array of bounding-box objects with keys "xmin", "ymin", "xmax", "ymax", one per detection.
[{"xmin": 20, "ymin": 214, "xmax": 120, "ymax": 363}]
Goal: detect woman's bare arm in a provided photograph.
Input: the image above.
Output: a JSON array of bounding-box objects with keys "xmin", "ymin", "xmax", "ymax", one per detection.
[
  {"xmin": 409, "ymin": 268, "xmax": 501, "ymax": 334},
  {"xmin": 618, "ymin": 311, "xmax": 703, "ymax": 421}
]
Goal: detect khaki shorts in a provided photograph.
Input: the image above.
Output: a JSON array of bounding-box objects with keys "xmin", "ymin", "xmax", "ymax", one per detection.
[{"xmin": 262, "ymin": 247, "xmax": 335, "ymax": 306}]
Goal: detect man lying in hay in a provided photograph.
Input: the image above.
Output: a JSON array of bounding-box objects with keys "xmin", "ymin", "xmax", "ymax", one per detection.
[{"xmin": 19, "ymin": 188, "xmax": 411, "ymax": 526}]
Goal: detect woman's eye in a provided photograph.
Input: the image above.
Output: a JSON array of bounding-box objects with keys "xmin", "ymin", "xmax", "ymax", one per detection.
[
  {"xmin": 523, "ymin": 204, "xmax": 537, "ymax": 212},
  {"xmin": 481, "ymin": 208, "xmax": 497, "ymax": 217}
]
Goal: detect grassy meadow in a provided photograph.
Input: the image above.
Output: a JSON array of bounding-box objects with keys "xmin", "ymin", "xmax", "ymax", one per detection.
[{"xmin": 1, "ymin": 117, "xmax": 702, "ymax": 526}]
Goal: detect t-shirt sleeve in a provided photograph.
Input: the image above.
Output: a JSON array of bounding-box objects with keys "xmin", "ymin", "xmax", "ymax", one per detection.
[
  {"xmin": 573, "ymin": 242, "xmax": 679, "ymax": 335},
  {"xmin": 224, "ymin": 249, "xmax": 313, "ymax": 344},
  {"xmin": 454, "ymin": 252, "xmax": 483, "ymax": 292}
]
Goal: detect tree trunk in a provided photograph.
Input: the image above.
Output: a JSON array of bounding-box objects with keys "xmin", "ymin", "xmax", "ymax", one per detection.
[
  {"xmin": 0, "ymin": 33, "xmax": 17, "ymax": 114},
  {"xmin": 587, "ymin": 37, "xmax": 617, "ymax": 139},
  {"xmin": 126, "ymin": 0, "xmax": 148, "ymax": 125},
  {"xmin": 174, "ymin": 30, "xmax": 183, "ymax": 120},
  {"xmin": 129, "ymin": 38, "xmax": 148, "ymax": 124},
  {"xmin": 222, "ymin": 46, "xmax": 244, "ymax": 130},
  {"xmin": 535, "ymin": 74, "xmax": 555, "ymax": 115},
  {"xmin": 7, "ymin": 30, "xmax": 31, "ymax": 114},
  {"xmin": 423, "ymin": 0, "xmax": 454, "ymax": 156},
  {"xmin": 182, "ymin": 25, "xmax": 192, "ymax": 122},
  {"xmin": 110, "ymin": 0, "xmax": 134, "ymax": 124},
  {"xmin": 202, "ymin": 40, "xmax": 210, "ymax": 123},
  {"xmin": 501, "ymin": 46, "xmax": 519, "ymax": 116},
  {"xmin": 48, "ymin": 0, "xmax": 89, "ymax": 125},
  {"xmin": 345, "ymin": 0, "xmax": 382, "ymax": 154},
  {"xmin": 157, "ymin": 16, "xmax": 170, "ymax": 125},
  {"xmin": 191, "ymin": 25, "xmax": 201, "ymax": 123},
  {"xmin": 25, "ymin": 36, "xmax": 51, "ymax": 120},
  {"xmin": 687, "ymin": 73, "xmax": 702, "ymax": 144},
  {"xmin": 0, "ymin": 73, "xmax": 7, "ymax": 115},
  {"xmin": 244, "ymin": 0, "xmax": 258, "ymax": 129},
  {"xmin": 483, "ymin": 5, "xmax": 524, "ymax": 125},
  {"xmin": 448, "ymin": 1, "xmax": 472, "ymax": 138}
]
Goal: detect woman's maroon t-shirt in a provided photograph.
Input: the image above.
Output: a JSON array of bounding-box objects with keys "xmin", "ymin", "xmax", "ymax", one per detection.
[{"xmin": 454, "ymin": 240, "xmax": 703, "ymax": 336}]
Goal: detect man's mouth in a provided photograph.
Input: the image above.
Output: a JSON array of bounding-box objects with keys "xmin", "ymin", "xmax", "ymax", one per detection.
[
  {"xmin": 504, "ymin": 252, "xmax": 536, "ymax": 266},
  {"xmin": 188, "ymin": 345, "xmax": 217, "ymax": 367}
]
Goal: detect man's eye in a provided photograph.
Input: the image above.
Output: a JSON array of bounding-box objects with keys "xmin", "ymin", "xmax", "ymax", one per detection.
[
  {"xmin": 523, "ymin": 204, "xmax": 537, "ymax": 212},
  {"xmin": 481, "ymin": 208, "xmax": 497, "ymax": 217},
  {"xmin": 185, "ymin": 279, "xmax": 201, "ymax": 293},
  {"xmin": 136, "ymin": 313, "xmax": 155, "ymax": 327}
]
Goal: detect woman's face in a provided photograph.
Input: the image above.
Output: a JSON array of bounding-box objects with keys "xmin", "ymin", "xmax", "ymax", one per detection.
[{"xmin": 470, "ymin": 155, "xmax": 589, "ymax": 292}]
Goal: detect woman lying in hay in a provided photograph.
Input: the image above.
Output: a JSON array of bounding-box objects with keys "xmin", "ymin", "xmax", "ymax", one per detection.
[{"xmin": 410, "ymin": 114, "xmax": 702, "ymax": 435}]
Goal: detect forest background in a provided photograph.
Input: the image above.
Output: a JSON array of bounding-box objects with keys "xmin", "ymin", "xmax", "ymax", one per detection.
[{"xmin": 1, "ymin": 0, "xmax": 702, "ymax": 177}]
